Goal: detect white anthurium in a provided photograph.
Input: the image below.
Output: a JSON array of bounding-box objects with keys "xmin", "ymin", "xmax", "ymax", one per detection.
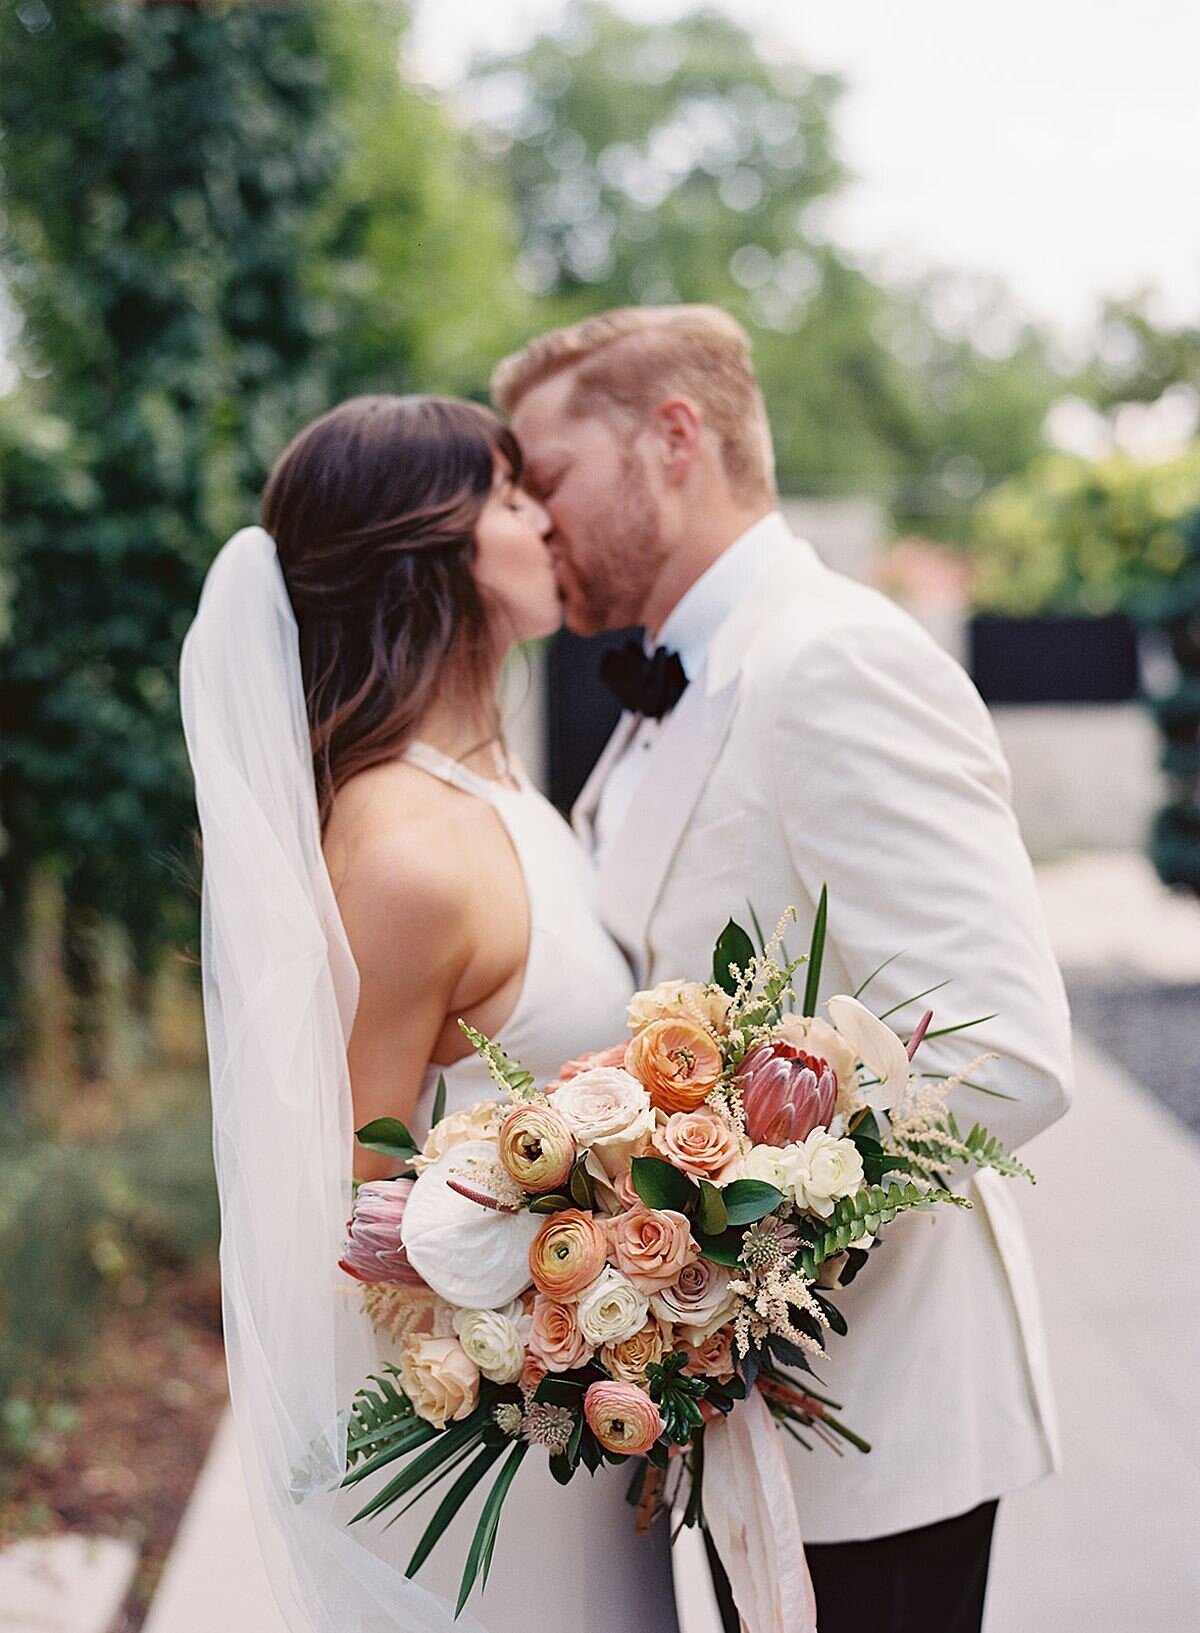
[
  {"xmin": 400, "ymin": 1140, "xmax": 539, "ymax": 1308},
  {"xmin": 825, "ymin": 995, "xmax": 911, "ymax": 1111}
]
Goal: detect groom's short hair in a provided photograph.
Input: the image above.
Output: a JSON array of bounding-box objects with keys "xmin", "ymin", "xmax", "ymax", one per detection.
[{"xmin": 491, "ymin": 304, "xmax": 775, "ymax": 505}]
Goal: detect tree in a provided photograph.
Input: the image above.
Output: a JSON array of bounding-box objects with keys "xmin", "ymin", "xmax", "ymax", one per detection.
[
  {"xmin": 0, "ymin": 0, "xmax": 345, "ymax": 1080},
  {"xmin": 466, "ymin": 0, "xmax": 1063, "ymax": 523}
]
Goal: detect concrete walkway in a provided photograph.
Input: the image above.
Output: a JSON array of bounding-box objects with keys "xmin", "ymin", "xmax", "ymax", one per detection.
[{"xmin": 142, "ymin": 853, "xmax": 1200, "ymax": 1633}]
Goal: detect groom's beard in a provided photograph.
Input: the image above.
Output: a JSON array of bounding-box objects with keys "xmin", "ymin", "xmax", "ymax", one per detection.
[{"xmin": 560, "ymin": 451, "xmax": 666, "ymax": 635}]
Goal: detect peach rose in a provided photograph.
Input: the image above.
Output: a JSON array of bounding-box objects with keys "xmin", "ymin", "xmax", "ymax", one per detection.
[
  {"xmin": 682, "ymin": 1326, "xmax": 736, "ymax": 1383},
  {"xmin": 600, "ymin": 1315, "xmax": 669, "ymax": 1385},
  {"xmin": 519, "ymin": 1353, "xmax": 547, "ymax": 1397},
  {"xmin": 584, "ymin": 1381, "xmax": 664, "ymax": 1455},
  {"xmin": 527, "ymin": 1294, "xmax": 593, "ymax": 1373},
  {"xmin": 529, "ymin": 1209, "xmax": 608, "ymax": 1300},
  {"xmin": 651, "ymin": 1107, "xmax": 740, "ymax": 1182},
  {"xmin": 628, "ymin": 980, "xmax": 732, "ymax": 1037},
  {"xmin": 498, "ymin": 1103, "xmax": 576, "ymax": 1192},
  {"xmin": 398, "ymin": 1335, "xmax": 480, "ymax": 1429},
  {"xmin": 625, "ymin": 1019, "xmax": 723, "ymax": 1114},
  {"xmin": 555, "ymin": 1043, "xmax": 629, "ymax": 1083},
  {"xmin": 411, "ymin": 1100, "xmax": 504, "ymax": 1175},
  {"xmin": 607, "ymin": 1203, "xmax": 699, "ymax": 1293}
]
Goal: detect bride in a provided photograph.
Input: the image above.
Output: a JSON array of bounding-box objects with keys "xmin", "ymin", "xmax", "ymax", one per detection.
[{"xmin": 181, "ymin": 395, "xmax": 680, "ymax": 1633}]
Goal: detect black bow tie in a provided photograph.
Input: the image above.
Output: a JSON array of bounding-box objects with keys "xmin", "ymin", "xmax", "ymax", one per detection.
[{"xmin": 599, "ymin": 638, "xmax": 688, "ymax": 719}]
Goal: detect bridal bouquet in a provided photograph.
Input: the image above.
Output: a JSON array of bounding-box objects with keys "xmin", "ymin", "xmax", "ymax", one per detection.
[{"xmin": 337, "ymin": 896, "xmax": 1032, "ymax": 1617}]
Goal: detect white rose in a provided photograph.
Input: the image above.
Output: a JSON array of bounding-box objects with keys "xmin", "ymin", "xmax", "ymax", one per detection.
[
  {"xmin": 452, "ymin": 1306, "xmax": 526, "ymax": 1384},
  {"xmin": 576, "ymin": 1265, "xmax": 649, "ymax": 1347},
  {"xmin": 650, "ymin": 1259, "xmax": 738, "ymax": 1346},
  {"xmin": 551, "ymin": 1068, "xmax": 655, "ymax": 1180},
  {"xmin": 737, "ymin": 1144, "xmax": 791, "ymax": 1191},
  {"xmin": 780, "ymin": 1129, "xmax": 865, "ymax": 1219}
]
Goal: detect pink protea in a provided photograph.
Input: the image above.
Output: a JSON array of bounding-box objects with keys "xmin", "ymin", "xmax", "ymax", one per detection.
[
  {"xmin": 738, "ymin": 1041, "xmax": 837, "ymax": 1147},
  {"xmin": 339, "ymin": 1178, "xmax": 424, "ymax": 1285}
]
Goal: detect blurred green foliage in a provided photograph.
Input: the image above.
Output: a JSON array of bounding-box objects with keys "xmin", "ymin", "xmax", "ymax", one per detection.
[
  {"xmin": 0, "ymin": 1077, "xmax": 218, "ymax": 1405},
  {"xmin": 468, "ymin": 0, "xmax": 1062, "ymax": 517},
  {"xmin": 1141, "ymin": 507, "xmax": 1200, "ymax": 895},
  {"xmin": 968, "ymin": 447, "xmax": 1200, "ymax": 616}
]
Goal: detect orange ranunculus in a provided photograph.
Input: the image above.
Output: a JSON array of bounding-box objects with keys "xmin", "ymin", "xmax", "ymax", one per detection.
[
  {"xmin": 584, "ymin": 1381, "xmax": 664, "ymax": 1455},
  {"xmin": 528, "ymin": 1208, "xmax": 608, "ymax": 1299},
  {"xmin": 606, "ymin": 1202, "xmax": 699, "ymax": 1294},
  {"xmin": 625, "ymin": 1018, "xmax": 723, "ymax": 1114},
  {"xmin": 498, "ymin": 1103, "xmax": 576, "ymax": 1192}
]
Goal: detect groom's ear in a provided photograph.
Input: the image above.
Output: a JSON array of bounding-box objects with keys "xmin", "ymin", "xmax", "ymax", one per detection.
[{"xmin": 651, "ymin": 396, "xmax": 704, "ymax": 486}]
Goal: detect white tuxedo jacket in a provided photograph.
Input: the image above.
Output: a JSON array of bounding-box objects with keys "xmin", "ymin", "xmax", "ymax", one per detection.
[{"xmin": 574, "ymin": 530, "xmax": 1072, "ymax": 1542}]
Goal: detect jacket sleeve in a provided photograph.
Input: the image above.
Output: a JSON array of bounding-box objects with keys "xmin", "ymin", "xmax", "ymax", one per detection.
[{"xmin": 769, "ymin": 614, "xmax": 1073, "ymax": 1153}]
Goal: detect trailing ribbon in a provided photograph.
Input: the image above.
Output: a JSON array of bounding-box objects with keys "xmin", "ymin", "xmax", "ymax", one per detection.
[{"xmin": 703, "ymin": 1386, "xmax": 818, "ymax": 1633}]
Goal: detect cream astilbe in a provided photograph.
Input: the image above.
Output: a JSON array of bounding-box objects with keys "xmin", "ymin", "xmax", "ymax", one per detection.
[
  {"xmin": 727, "ymin": 1211, "xmax": 828, "ymax": 1360},
  {"xmin": 883, "ymin": 1054, "xmax": 997, "ymax": 1181}
]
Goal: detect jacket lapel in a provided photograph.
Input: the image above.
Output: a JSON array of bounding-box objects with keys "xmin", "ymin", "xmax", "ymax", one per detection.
[
  {"xmin": 571, "ymin": 711, "xmax": 640, "ymax": 852},
  {"xmin": 595, "ymin": 666, "xmax": 740, "ymax": 976}
]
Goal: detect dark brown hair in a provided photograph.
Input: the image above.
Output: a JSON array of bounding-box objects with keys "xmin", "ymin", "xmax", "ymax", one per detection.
[{"xmin": 263, "ymin": 394, "xmax": 520, "ymax": 825}]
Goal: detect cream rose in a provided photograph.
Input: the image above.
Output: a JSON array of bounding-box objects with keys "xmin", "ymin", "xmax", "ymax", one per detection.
[
  {"xmin": 451, "ymin": 1304, "xmax": 526, "ymax": 1384},
  {"xmin": 779, "ymin": 1128, "xmax": 865, "ymax": 1219},
  {"xmin": 600, "ymin": 1315, "xmax": 669, "ymax": 1384},
  {"xmin": 398, "ymin": 1335, "xmax": 479, "ymax": 1429},
  {"xmin": 576, "ymin": 1266, "xmax": 649, "ymax": 1347},
  {"xmin": 651, "ymin": 1107, "xmax": 740, "ymax": 1183},
  {"xmin": 737, "ymin": 1144, "xmax": 791, "ymax": 1191},
  {"xmin": 650, "ymin": 1258, "xmax": 738, "ymax": 1345},
  {"xmin": 628, "ymin": 980, "xmax": 732, "ymax": 1037},
  {"xmin": 550, "ymin": 1068, "xmax": 655, "ymax": 1180},
  {"xmin": 411, "ymin": 1100, "xmax": 505, "ymax": 1175}
]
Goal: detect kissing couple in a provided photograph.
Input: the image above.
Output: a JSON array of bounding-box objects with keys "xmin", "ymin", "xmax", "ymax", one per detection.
[{"xmin": 182, "ymin": 304, "xmax": 1071, "ymax": 1633}]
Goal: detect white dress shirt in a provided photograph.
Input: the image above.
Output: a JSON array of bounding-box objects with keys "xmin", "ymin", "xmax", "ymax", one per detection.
[{"xmin": 594, "ymin": 510, "xmax": 793, "ymax": 863}]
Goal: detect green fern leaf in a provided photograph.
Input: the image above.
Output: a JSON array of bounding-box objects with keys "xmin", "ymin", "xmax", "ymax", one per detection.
[
  {"xmin": 458, "ymin": 1020, "xmax": 537, "ymax": 1101},
  {"xmin": 798, "ymin": 1182, "xmax": 970, "ymax": 1276}
]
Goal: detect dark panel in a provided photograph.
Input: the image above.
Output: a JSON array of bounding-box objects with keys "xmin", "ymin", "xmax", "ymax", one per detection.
[{"xmin": 968, "ymin": 614, "xmax": 1140, "ymax": 705}]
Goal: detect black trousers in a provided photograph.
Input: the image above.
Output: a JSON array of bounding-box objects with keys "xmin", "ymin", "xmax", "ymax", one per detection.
[{"xmin": 706, "ymin": 1499, "xmax": 999, "ymax": 1633}]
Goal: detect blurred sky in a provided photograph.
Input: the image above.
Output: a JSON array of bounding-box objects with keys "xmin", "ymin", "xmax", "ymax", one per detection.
[{"xmin": 411, "ymin": 0, "xmax": 1200, "ymax": 346}]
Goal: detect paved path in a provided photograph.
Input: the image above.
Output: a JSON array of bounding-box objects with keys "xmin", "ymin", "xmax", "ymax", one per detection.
[{"xmin": 142, "ymin": 853, "xmax": 1200, "ymax": 1633}]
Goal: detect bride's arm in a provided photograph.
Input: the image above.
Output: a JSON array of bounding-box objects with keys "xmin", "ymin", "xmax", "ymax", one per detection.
[{"xmin": 333, "ymin": 836, "xmax": 471, "ymax": 1183}]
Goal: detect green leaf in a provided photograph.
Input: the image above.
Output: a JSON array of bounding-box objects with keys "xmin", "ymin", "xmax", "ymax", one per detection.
[
  {"xmin": 695, "ymin": 1226, "xmax": 747, "ymax": 1266},
  {"xmin": 528, "ymin": 1192, "xmax": 572, "ymax": 1213},
  {"xmin": 712, "ymin": 918, "xmax": 756, "ymax": 996},
  {"xmin": 348, "ymin": 1414, "xmax": 485, "ymax": 1522},
  {"xmin": 354, "ymin": 1116, "xmax": 418, "ymax": 1159},
  {"xmin": 406, "ymin": 1442, "xmax": 506, "ymax": 1581},
  {"xmin": 568, "ymin": 1153, "xmax": 595, "ymax": 1210},
  {"xmin": 431, "ymin": 1072, "xmax": 447, "ymax": 1128},
  {"xmin": 630, "ymin": 1155, "xmax": 699, "ymax": 1214},
  {"xmin": 798, "ymin": 1182, "xmax": 971, "ymax": 1277},
  {"xmin": 697, "ymin": 1179, "xmax": 728, "ymax": 1236},
  {"xmin": 920, "ymin": 1013, "xmax": 998, "ymax": 1042},
  {"xmin": 801, "ymin": 885, "xmax": 828, "ymax": 1015},
  {"xmin": 457, "ymin": 1440, "xmax": 529, "ymax": 1614},
  {"xmin": 457, "ymin": 1020, "xmax": 537, "ymax": 1100},
  {"xmin": 877, "ymin": 979, "xmax": 950, "ymax": 1022},
  {"xmin": 720, "ymin": 1178, "xmax": 784, "ymax": 1225},
  {"xmin": 532, "ymin": 1376, "xmax": 586, "ymax": 1406},
  {"xmin": 852, "ymin": 949, "xmax": 905, "ymax": 1000},
  {"xmin": 746, "ymin": 900, "xmax": 769, "ymax": 955}
]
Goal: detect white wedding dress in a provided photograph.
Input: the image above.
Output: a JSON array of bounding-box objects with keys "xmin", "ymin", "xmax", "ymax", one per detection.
[{"xmin": 335, "ymin": 740, "xmax": 682, "ymax": 1633}]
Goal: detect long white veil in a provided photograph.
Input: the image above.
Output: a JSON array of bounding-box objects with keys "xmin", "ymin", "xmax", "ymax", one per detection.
[{"xmin": 180, "ymin": 527, "xmax": 487, "ymax": 1633}]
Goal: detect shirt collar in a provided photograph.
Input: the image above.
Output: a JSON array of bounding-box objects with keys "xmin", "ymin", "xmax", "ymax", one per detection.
[{"xmin": 653, "ymin": 510, "xmax": 792, "ymax": 679}]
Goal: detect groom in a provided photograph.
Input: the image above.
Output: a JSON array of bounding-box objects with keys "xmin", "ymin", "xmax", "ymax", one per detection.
[{"xmin": 492, "ymin": 305, "xmax": 1072, "ymax": 1633}]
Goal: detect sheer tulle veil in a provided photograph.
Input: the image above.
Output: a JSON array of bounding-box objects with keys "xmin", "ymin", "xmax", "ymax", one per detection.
[{"xmin": 180, "ymin": 526, "xmax": 487, "ymax": 1632}]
